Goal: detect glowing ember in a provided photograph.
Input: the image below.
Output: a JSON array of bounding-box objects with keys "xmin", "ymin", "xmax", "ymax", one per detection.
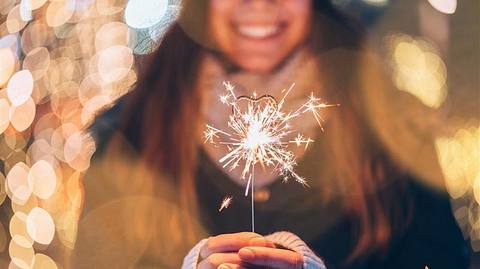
[{"xmin": 219, "ymin": 196, "xmax": 233, "ymax": 212}]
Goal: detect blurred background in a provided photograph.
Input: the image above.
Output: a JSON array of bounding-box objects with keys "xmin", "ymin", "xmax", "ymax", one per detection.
[{"xmin": 0, "ymin": 0, "xmax": 478, "ymax": 268}]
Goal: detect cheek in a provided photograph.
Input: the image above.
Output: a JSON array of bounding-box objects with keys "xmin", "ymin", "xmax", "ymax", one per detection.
[
  {"xmin": 287, "ymin": 0, "xmax": 312, "ymax": 14},
  {"xmin": 208, "ymin": 0, "xmax": 234, "ymax": 50},
  {"xmin": 285, "ymin": 3, "xmax": 311, "ymax": 47},
  {"xmin": 286, "ymin": 1, "xmax": 312, "ymax": 34}
]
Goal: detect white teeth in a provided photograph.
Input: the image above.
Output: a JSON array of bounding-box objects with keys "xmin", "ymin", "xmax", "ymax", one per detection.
[{"xmin": 237, "ymin": 25, "xmax": 280, "ymax": 38}]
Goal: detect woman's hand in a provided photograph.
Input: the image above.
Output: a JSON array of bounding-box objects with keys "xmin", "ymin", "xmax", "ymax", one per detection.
[
  {"xmin": 197, "ymin": 232, "xmax": 275, "ymax": 269},
  {"xmin": 221, "ymin": 247, "xmax": 303, "ymax": 269}
]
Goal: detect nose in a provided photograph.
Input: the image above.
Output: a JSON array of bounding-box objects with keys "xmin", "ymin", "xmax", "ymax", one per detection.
[
  {"xmin": 235, "ymin": 0, "xmax": 280, "ymax": 21},
  {"xmin": 240, "ymin": 0, "xmax": 278, "ymax": 9}
]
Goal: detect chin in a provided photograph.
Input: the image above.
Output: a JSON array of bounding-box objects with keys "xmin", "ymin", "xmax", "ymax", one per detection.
[{"xmin": 235, "ymin": 58, "xmax": 281, "ymax": 74}]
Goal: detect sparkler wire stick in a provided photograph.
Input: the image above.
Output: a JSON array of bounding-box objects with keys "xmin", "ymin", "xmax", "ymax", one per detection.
[{"xmin": 251, "ymin": 166, "xmax": 255, "ymax": 232}]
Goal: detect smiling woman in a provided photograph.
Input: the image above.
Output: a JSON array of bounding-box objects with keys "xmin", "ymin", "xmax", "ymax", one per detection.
[{"xmin": 72, "ymin": 0, "xmax": 470, "ymax": 269}]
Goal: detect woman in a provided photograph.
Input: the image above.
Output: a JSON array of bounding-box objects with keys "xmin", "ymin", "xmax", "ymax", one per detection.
[{"xmin": 73, "ymin": 1, "xmax": 469, "ymax": 269}]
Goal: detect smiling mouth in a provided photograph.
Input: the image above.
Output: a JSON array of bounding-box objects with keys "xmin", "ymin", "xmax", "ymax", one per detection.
[{"xmin": 235, "ymin": 23, "xmax": 286, "ymax": 39}]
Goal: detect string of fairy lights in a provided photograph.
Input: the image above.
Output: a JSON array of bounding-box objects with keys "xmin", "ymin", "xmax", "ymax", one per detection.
[{"xmin": 0, "ymin": 0, "xmax": 180, "ymax": 267}]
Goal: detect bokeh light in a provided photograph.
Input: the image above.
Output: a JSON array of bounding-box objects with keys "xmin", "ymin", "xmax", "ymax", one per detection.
[
  {"xmin": 428, "ymin": 0, "xmax": 457, "ymax": 14},
  {"xmin": 0, "ymin": 48, "xmax": 16, "ymax": 87},
  {"xmin": 126, "ymin": 0, "xmax": 182, "ymax": 53},
  {"xmin": 436, "ymin": 122, "xmax": 480, "ymax": 251},
  {"xmin": 124, "ymin": 0, "xmax": 169, "ymax": 29},
  {"xmin": 28, "ymin": 160, "xmax": 57, "ymax": 200},
  {"xmin": 21, "ymin": 21, "xmax": 54, "ymax": 54},
  {"xmin": 32, "ymin": 253, "xmax": 57, "ymax": 269},
  {"xmin": 7, "ymin": 70, "xmax": 34, "ymax": 106},
  {"xmin": 97, "ymin": 45, "xmax": 134, "ymax": 83},
  {"xmin": 0, "ymin": 34, "xmax": 20, "ymax": 56},
  {"xmin": 9, "ymin": 212, "xmax": 33, "ymax": 248},
  {"xmin": 6, "ymin": 162, "xmax": 32, "ymax": 205},
  {"xmin": 29, "ymin": 0, "xmax": 48, "ymax": 11},
  {"xmin": 6, "ymin": 4, "xmax": 29, "ymax": 34},
  {"xmin": 95, "ymin": 22, "xmax": 130, "ymax": 52},
  {"xmin": 45, "ymin": 1, "xmax": 74, "ymax": 28},
  {"xmin": 385, "ymin": 33, "xmax": 447, "ymax": 109},
  {"xmin": 0, "ymin": 98, "xmax": 11, "ymax": 134},
  {"xmin": 436, "ymin": 126, "xmax": 480, "ymax": 198},
  {"xmin": 9, "ymin": 97, "xmax": 36, "ymax": 132},
  {"xmin": 26, "ymin": 207, "xmax": 55, "ymax": 245},
  {"xmin": 9, "ymin": 237, "xmax": 34, "ymax": 269},
  {"xmin": 96, "ymin": 0, "xmax": 124, "ymax": 16},
  {"xmin": 23, "ymin": 47, "xmax": 50, "ymax": 81},
  {"xmin": 19, "ymin": 0, "xmax": 33, "ymax": 22}
]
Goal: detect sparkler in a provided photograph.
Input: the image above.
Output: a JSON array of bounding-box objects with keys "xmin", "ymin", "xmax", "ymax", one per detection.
[{"xmin": 204, "ymin": 82, "xmax": 338, "ymax": 231}]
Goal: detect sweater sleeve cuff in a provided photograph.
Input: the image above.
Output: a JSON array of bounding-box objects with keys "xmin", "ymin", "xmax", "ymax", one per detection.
[
  {"xmin": 181, "ymin": 238, "xmax": 207, "ymax": 269},
  {"xmin": 266, "ymin": 231, "xmax": 326, "ymax": 269}
]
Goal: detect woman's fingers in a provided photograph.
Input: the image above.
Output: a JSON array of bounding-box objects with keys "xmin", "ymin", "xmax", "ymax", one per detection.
[
  {"xmin": 198, "ymin": 253, "xmax": 241, "ymax": 269},
  {"xmin": 200, "ymin": 232, "xmax": 275, "ymax": 259},
  {"xmin": 238, "ymin": 247, "xmax": 303, "ymax": 269},
  {"xmin": 217, "ymin": 263, "xmax": 264, "ymax": 269},
  {"xmin": 217, "ymin": 263, "xmax": 245, "ymax": 269}
]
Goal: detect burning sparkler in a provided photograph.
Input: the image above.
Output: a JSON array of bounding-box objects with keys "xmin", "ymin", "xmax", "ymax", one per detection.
[
  {"xmin": 204, "ymin": 82, "xmax": 338, "ymax": 231},
  {"xmin": 219, "ymin": 196, "xmax": 233, "ymax": 212}
]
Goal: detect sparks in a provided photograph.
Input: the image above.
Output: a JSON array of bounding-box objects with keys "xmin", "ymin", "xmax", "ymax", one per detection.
[
  {"xmin": 291, "ymin": 134, "xmax": 314, "ymax": 150},
  {"xmin": 219, "ymin": 196, "xmax": 233, "ymax": 212},
  {"xmin": 204, "ymin": 82, "xmax": 338, "ymax": 230}
]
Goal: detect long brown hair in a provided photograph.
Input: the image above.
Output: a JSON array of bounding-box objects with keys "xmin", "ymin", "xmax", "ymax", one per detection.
[{"xmin": 119, "ymin": 0, "xmax": 410, "ymax": 262}]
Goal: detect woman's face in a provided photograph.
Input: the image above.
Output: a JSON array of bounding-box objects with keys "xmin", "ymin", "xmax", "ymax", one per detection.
[{"xmin": 208, "ymin": 0, "xmax": 312, "ymax": 73}]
